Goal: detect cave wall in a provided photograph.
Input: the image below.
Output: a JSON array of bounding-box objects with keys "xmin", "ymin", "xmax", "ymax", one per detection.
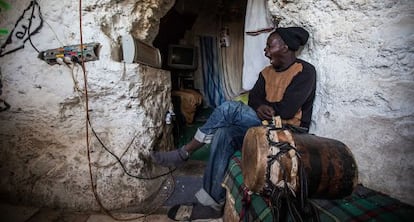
[
  {"xmin": 267, "ymin": 0, "xmax": 413, "ymax": 205},
  {"xmin": 0, "ymin": 0, "xmax": 175, "ymax": 211},
  {"xmin": 0, "ymin": 0, "xmax": 413, "ymax": 211}
]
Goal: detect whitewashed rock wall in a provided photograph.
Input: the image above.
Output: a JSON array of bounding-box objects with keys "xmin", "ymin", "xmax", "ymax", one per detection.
[
  {"xmin": 1, "ymin": 0, "xmax": 413, "ymax": 211},
  {"xmin": 268, "ymin": 0, "xmax": 414, "ymax": 205},
  {"xmin": 0, "ymin": 0, "xmax": 175, "ymax": 211}
]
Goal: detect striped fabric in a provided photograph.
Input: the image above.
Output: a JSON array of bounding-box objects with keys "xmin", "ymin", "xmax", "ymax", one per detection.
[
  {"xmin": 199, "ymin": 36, "xmax": 226, "ymax": 108},
  {"xmin": 222, "ymin": 151, "xmax": 274, "ymax": 221},
  {"xmin": 312, "ymin": 187, "xmax": 414, "ymax": 222},
  {"xmin": 222, "ymin": 151, "xmax": 414, "ymax": 222}
]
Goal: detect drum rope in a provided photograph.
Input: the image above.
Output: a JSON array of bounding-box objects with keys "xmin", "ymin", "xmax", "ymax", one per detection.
[{"xmin": 264, "ymin": 128, "xmax": 320, "ymax": 222}]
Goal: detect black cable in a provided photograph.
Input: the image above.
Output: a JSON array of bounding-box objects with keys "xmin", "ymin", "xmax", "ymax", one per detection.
[
  {"xmin": 88, "ymin": 118, "xmax": 177, "ymax": 180},
  {"xmin": 74, "ymin": 62, "xmax": 176, "ymax": 180},
  {"xmin": 77, "ymin": 3, "xmax": 174, "ymax": 219}
]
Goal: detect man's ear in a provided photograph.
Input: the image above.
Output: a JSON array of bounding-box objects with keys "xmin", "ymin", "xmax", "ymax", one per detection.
[{"xmin": 282, "ymin": 44, "xmax": 289, "ymax": 52}]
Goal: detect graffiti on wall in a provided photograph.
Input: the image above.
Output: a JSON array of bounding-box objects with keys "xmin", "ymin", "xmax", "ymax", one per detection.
[
  {"xmin": 0, "ymin": 0, "xmax": 43, "ymax": 57},
  {"xmin": 0, "ymin": 67, "xmax": 10, "ymax": 112}
]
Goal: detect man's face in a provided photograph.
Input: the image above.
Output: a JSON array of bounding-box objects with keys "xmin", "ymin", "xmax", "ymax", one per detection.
[{"xmin": 264, "ymin": 33, "xmax": 287, "ymax": 66}]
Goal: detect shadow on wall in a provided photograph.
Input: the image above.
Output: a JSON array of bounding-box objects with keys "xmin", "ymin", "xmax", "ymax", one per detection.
[
  {"xmin": 0, "ymin": 68, "xmax": 10, "ymax": 112},
  {"xmin": 153, "ymin": 8, "xmax": 197, "ymax": 70}
]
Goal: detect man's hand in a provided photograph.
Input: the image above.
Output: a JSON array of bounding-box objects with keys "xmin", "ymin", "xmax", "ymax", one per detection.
[{"xmin": 256, "ymin": 105, "xmax": 275, "ymax": 120}]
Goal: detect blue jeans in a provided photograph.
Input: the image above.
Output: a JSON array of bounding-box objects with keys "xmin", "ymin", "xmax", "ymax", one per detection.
[{"xmin": 194, "ymin": 101, "xmax": 261, "ymax": 207}]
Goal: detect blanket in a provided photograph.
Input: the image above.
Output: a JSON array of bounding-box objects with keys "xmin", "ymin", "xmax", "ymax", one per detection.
[{"xmin": 222, "ymin": 151, "xmax": 414, "ymax": 222}]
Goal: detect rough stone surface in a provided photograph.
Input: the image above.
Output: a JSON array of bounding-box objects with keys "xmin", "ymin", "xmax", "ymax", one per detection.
[
  {"xmin": 0, "ymin": 0, "xmax": 413, "ymax": 212},
  {"xmin": 268, "ymin": 0, "xmax": 414, "ymax": 205},
  {"xmin": 0, "ymin": 0, "xmax": 175, "ymax": 211}
]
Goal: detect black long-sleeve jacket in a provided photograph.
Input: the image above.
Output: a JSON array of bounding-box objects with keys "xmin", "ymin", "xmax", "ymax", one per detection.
[{"xmin": 248, "ymin": 59, "xmax": 316, "ymax": 129}]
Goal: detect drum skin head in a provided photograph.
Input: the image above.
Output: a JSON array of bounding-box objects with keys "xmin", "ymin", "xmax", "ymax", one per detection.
[
  {"xmin": 241, "ymin": 126, "xmax": 269, "ymax": 193},
  {"xmin": 241, "ymin": 126, "xmax": 296, "ymax": 193}
]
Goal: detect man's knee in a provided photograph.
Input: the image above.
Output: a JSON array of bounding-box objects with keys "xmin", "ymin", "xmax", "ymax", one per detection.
[
  {"xmin": 212, "ymin": 127, "xmax": 244, "ymax": 150},
  {"xmin": 217, "ymin": 100, "xmax": 243, "ymax": 111}
]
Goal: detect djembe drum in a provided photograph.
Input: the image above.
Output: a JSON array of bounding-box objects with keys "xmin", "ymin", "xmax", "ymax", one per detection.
[{"xmin": 241, "ymin": 125, "xmax": 358, "ymax": 199}]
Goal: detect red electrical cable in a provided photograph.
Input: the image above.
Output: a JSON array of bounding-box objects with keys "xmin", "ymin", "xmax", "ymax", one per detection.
[
  {"xmin": 78, "ymin": 1, "xmax": 143, "ymax": 220},
  {"xmin": 78, "ymin": 1, "xmax": 174, "ymax": 220}
]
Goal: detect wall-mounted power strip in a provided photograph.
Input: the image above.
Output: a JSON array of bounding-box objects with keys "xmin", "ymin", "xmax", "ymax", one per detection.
[{"xmin": 38, "ymin": 42, "xmax": 101, "ymax": 65}]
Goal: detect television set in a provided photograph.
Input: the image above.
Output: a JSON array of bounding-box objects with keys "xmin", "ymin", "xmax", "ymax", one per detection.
[{"xmin": 167, "ymin": 44, "xmax": 198, "ymax": 70}]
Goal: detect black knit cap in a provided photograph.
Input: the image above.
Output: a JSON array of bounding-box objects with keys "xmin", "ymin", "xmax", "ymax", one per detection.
[{"xmin": 275, "ymin": 27, "xmax": 309, "ymax": 51}]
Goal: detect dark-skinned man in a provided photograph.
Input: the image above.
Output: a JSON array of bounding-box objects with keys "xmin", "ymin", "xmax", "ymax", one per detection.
[{"xmin": 152, "ymin": 26, "xmax": 316, "ymax": 221}]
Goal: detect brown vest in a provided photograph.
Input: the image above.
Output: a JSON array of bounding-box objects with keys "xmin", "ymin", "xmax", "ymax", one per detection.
[{"xmin": 261, "ymin": 63, "xmax": 303, "ymax": 126}]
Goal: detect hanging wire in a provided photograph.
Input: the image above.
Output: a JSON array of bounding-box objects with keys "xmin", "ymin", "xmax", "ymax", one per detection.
[{"xmin": 77, "ymin": 1, "xmax": 177, "ymax": 220}]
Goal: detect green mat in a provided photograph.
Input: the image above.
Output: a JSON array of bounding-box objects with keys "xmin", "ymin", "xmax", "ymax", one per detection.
[
  {"xmin": 312, "ymin": 188, "xmax": 414, "ymax": 222},
  {"xmin": 223, "ymin": 150, "xmax": 414, "ymax": 222}
]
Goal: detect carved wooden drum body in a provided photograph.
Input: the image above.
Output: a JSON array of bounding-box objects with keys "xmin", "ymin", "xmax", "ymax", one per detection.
[{"xmin": 241, "ymin": 126, "xmax": 358, "ymax": 199}]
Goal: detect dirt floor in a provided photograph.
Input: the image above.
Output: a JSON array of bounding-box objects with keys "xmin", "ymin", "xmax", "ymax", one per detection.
[{"xmin": 0, "ymin": 160, "xmax": 223, "ymax": 222}]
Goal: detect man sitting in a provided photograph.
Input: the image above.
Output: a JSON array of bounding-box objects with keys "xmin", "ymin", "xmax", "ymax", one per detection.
[{"xmin": 152, "ymin": 26, "xmax": 316, "ymax": 221}]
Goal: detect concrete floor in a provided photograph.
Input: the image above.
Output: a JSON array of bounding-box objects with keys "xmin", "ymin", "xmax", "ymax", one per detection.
[
  {"xmin": 0, "ymin": 202, "xmax": 170, "ymax": 222},
  {"xmin": 0, "ymin": 202, "xmax": 223, "ymax": 222},
  {"xmin": 0, "ymin": 160, "xmax": 223, "ymax": 222}
]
